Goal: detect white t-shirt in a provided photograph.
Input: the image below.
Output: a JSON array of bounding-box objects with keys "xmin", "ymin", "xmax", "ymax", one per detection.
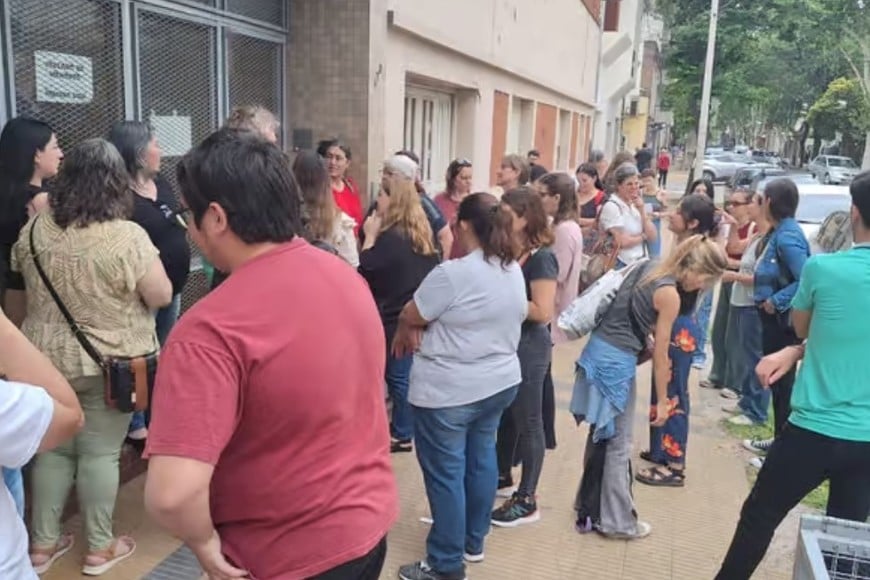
[
  {"xmin": 0, "ymin": 380, "xmax": 53, "ymax": 580},
  {"xmin": 409, "ymin": 249, "xmax": 528, "ymax": 408},
  {"xmin": 598, "ymin": 195, "xmax": 646, "ymax": 265}
]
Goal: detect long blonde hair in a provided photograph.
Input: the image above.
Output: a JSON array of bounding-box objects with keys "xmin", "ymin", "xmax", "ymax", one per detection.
[
  {"xmin": 225, "ymin": 105, "xmax": 279, "ymax": 138},
  {"xmin": 642, "ymin": 234, "xmax": 728, "ymax": 286},
  {"xmin": 381, "ymin": 175, "xmax": 436, "ymax": 256}
]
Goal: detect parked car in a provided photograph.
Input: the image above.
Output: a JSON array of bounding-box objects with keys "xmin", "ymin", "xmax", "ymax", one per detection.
[
  {"xmin": 750, "ymin": 150, "xmax": 786, "ymax": 168},
  {"xmin": 794, "ymin": 183, "xmax": 852, "ymax": 254},
  {"xmin": 730, "ymin": 164, "xmax": 783, "ymax": 190},
  {"xmin": 807, "ymin": 155, "xmax": 860, "ymax": 185},
  {"xmin": 705, "ymin": 146, "xmax": 726, "ymax": 157},
  {"xmin": 752, "ymin": 172, "xmax": 818, "ymax": 195},
  {"xmin": 702, "ymin": 153, "xmax": 754, "ymax": 182}
]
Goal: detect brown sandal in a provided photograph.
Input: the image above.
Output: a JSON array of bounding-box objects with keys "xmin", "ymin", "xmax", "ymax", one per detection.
[
  {"xmin": 635, "ymin": 465, "xmax": 686, "ymax": 487},
  {"xmin": 82, "ymin": 536, "xmax": 136, "ymax": 576},
  {"xmin": 30, "ymin": 533, "xmax": 74, "ymax": 574}
]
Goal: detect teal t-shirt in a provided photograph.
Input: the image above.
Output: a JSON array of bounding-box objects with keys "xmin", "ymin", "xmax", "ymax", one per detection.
[{"xmin": 790, "ymin": 245, "xmax": 870, "ymax": 441}]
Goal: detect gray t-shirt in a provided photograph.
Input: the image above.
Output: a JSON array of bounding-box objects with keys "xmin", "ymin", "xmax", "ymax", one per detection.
[
  {"xmin": 409, "ymin": 249, "xmax": 528, "ymax": 409},
  {"xmin": 731, "ymin": 236, "xmax": 761, "ymax": 307},
  {"xmin": 595, "ymin": 262, "xmax": 675, "ymax": 353}
]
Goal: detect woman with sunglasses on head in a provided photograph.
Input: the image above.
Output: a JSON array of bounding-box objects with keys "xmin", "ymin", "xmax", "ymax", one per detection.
[
  {"xmin": 718, "ymin": 191, "xmax": 771, "ymax": 429},
  {"xmin": 701, "ymin": 188, "xmax": 757, "ymax": 397},
  {"xmin": 636, "ymin": 194, "xmax": 722, "ymax": 488},
  {"xmin": 492, "ymin": 187, "xmax": 558, "ymax": 527},
  {"xmin": 434, "ymin": 159, "xmax": 474, "ymax": 260},
  {"xmin": 573, "ymin": 234, "xmax": 727, "ymax": 538}
]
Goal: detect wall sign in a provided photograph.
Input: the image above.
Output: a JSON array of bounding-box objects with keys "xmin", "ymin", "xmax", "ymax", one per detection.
[
  {"xmin": 150, "ymin": 111, "xmax": 192, "ymax": 157},
  {"xmin": 34, "ymin": 51, "xmax": 94, "ymax": 104}
]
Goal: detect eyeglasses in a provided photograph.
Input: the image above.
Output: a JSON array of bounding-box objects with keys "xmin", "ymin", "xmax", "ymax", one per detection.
[
  {"xmin": 725, "ymin": 200, "xmax": 752, "ymax": 207},
  {"xmin": 454, "ymin": 158, "xmax": 472, "ymax": 167}
]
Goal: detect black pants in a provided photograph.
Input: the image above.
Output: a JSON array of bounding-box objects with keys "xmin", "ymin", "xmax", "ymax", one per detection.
[
  {"xmin": 758, "ymin": 310, "xmax": 798, "ymax": 437},
  {"xmin": 716, "ymin": 424, "xmax": 870, "ymax": 579},
  {"xmin": 308, "ymin": 537, "xmax": 387, "ymax": 580},
  {"xmin": 658, "ymin": 169, "xmax": 668, "ymax": 187}
]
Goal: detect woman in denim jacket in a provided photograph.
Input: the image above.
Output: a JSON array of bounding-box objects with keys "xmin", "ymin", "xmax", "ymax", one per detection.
[{"xmin": 750, "ymin": 179, "xmax": 810, "ymax": 456}]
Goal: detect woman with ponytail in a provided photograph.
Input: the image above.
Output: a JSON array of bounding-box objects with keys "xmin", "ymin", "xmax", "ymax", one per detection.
[
  {"xmin": 635, "ymin": 194, "xmax": 721, "ymax": 488},
  {"xmin": 572, "ymin": 233, "xmax": 727, "ymax": 539},
  {"xmin": 393, "ymin": 193, "xmax": 527, "ymax": 580}
]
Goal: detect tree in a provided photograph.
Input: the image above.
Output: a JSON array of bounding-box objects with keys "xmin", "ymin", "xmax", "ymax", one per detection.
[{"xmin": 807, "ymin": 77, "xmax": 870, "ymax": 160}]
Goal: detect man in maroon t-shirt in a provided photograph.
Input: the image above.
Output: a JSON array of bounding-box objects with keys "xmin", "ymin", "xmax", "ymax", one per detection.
[{"xmin": 144, "ymin": 129, "xmax": 397, "ymax": 580}]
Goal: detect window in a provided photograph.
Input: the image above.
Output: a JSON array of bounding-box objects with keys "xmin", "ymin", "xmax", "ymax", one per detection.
[{"xmin": 403, "ymin": 87, "xmax": 454, "ymax": 192}]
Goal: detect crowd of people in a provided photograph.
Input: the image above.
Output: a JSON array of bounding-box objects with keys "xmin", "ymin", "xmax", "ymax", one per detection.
[{"xmin": 0, "ymin": 106, "xmax": 868, "ymax": 580}]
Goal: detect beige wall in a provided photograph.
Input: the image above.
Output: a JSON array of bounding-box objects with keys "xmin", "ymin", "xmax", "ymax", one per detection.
[{"xmin": 377, "ymin": 0, "xmax": 599, "ymax": 190}]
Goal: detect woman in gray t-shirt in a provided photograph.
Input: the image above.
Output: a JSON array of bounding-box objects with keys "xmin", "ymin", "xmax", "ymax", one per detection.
[
  {"xmin": 571, "ymin": 235, "xmax": 727, "ymax": 540},
  {"xmin": 392, "ymin": 193, "xmax": 527, "ymax": 580}
]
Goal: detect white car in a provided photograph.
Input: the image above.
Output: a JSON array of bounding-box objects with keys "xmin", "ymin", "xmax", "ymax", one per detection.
[
  {"xmin": 807, "ymin": 155, "xmax": 860, "ymax": 185},
  {"xmin": 795, "ymin": 183, "xmax": 852, "ymax": 254}
]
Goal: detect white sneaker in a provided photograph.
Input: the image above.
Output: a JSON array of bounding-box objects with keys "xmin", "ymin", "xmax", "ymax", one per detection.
[
  {"xmin": 749, "ymin": 456, "xmax": 765, "ymax": 469},
  {"xmin": 728, "ymin": 415, "xmax": 755, "ymax": 426},
  {"xmin": 722, "ymin": 401, "xmax": 741, "ymax": 414},
  {"xmin": 742, "ymin": 437, "xmax": 774, "ymax": 454},
  {"xmin": 720, "ymin": 388, "xmax": 740, "ymax": 400},
  {"xmin": 496, "ymin": 486, "xmax": 517, "ymax": 499},
  {"xmin": 464, "ymin": 552, "xmax": 484, "ymax": 563},
  {"xmin": 602, "ymin": 520, "xmax": 652, "ymax": 540}
]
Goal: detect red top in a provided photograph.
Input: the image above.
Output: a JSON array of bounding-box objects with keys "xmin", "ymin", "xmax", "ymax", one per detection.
[
  {"xmin": 433, "ymin": 191, "xmax": 467, "ymax": 259},
  {"xmin": 728, "ymin": 221, "xmax": 757, "ymax": 260},
  {"xmin": 657, "ymin": 152, "xmax": 671, "ymax": 171},
  {"xmin": 145, "ymin": 240, "xmax": 397, "ymax": 579},
  {"xmin": 332, "ymin": 178, "xmax": 364, "ymax": 234}
]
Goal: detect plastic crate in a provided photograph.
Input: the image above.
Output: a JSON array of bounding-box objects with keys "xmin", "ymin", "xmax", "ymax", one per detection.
[{"xmin": 794, "ymin": 515, "xmax": 870, "ymax": 580}]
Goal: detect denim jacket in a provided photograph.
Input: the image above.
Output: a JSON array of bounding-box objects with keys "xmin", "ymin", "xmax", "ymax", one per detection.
[{"xmin": 753, "ymin": 218, "xmax": 810, "ymax": 311}]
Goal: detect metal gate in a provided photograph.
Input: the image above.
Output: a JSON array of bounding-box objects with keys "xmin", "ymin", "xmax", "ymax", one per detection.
[{"xmin": 1, "ymin": 0, "xmax": 287, "ymax": 311}]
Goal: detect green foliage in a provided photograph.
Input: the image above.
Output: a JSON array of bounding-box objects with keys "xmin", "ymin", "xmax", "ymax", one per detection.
[
  {"xmin": 807, "ymin": 77, "xmax": 870, "ymax": 157},
  {"xmin": 658, "ymin": 0, "xmax": 850, "ymax": 141}
]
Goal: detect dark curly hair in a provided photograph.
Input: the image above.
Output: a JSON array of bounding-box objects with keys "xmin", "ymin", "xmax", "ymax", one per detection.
[{"xmin": 50, "ymin": 139, "xmax": 132, "ymax": 229}]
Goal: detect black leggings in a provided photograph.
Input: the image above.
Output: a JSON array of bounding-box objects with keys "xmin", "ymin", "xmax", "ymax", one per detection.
[
  {"xmin": 308, "ymin": 537, "xmax": 387, "ymax": 580},
  {"xmin": 716, "ymin": 424, "xmax": 870, "ymax": 579},
  {"xmin": 759, "ymin": 310, "xmax": 799, "ymax": 437}
]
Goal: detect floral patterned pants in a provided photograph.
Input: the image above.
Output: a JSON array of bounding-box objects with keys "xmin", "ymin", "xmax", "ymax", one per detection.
[{"xmin": 647, "ymin": 314, "xmax": 699, "ymax": 468}]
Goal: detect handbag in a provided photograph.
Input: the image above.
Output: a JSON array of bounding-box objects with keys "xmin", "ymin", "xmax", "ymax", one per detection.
[{"xmin": 28, "ymin": 217, "xmax": 157, "ymax": 412}]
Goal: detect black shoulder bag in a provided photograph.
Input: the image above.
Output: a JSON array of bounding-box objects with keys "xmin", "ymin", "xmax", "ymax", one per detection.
[{"xmin": 29, "ymin": 217, "xmax": 157, "ymax": 412}]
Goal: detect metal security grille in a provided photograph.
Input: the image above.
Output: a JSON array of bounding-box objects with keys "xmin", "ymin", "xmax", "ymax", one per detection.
[
  {"xmin": 226, "ymin": 0, "xmax": 285, "ymax": 27},
  {"xmin": 136, "ymin": 8, "xmax": 218, "ymax": 312},
  {"xmin": 8, "ymin": 0, "xmax": 123, "ymax": 152},
  {"xmin": 227, "ymin": 31, "xmax": 282, "ymax": 126}
]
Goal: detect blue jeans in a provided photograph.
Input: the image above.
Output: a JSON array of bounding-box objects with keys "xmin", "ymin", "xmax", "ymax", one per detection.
[
  {"xmin": 3, "ymin": 467, "xmax": 24, "ymax": 517},
  {"xmin": 129, "ymin": 294, "xmax": 181, "ymax": 433},
  {"xmin": 387, "ymin": 353, "xmax": 414, "ymax": 441},
  {"xmin": 647, "ymin": 219, "xmax": 663, "ymax": 258},
  {"xmin": 693, "ymin": 291, "xmax": 713, "ymax": 365},
  {"xmin": 414, "ymin": 386, "xmax": 518, "ymax": 576},
  {"xmin": 733, "ymin": 306, "xmax": 771, "ymax": 424}
]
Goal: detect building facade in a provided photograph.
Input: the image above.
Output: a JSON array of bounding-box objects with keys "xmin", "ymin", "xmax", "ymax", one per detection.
[{"xmin": 289, "ymin": 0, "xmax": 602, "ymax": 195}]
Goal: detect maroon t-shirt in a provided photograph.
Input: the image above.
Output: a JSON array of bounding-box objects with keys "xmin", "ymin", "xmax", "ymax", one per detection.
[
  {"xmin": 146, "ymin": 239, "xmax": 397, "ymax": 579},
  {"xmin": 434, "ymin": 192, "xmax": 467, "ymax": 259}
]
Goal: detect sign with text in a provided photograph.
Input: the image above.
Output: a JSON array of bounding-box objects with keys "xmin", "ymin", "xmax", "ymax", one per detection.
[
  {"xmin": 34, "ymin": 51, "xmax": 93, "ymax": 104},
  {"xmin": 150, "ymin": 112, "xmax": 192, "ymax": 157}
]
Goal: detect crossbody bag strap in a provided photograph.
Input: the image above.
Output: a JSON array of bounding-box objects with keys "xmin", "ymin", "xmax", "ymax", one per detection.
[{"xmin": 28, "ymin": 217, "xmax": 105, "ymax": 369}]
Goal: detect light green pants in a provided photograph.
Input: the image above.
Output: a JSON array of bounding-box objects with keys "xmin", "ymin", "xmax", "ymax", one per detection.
[{"xmin": 30, "ymin": 375, "xmax": 131, "ymax": 551}]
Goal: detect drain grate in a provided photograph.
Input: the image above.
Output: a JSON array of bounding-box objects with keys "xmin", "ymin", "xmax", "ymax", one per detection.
[{"xmin": 141, "ymin": 545, "xmax": 202, "ymax": 580}]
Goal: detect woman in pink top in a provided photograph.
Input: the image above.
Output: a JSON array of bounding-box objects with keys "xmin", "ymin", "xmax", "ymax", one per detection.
[
  {"xmin": 536, "ymin": 172, "xmax": 584, "ymax": 344},
  {"xmin": 434, "ymin": 159, "xmax": 473, "ymax": 259}
]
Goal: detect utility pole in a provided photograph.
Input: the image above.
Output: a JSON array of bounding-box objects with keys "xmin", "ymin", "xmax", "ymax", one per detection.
[{"xmin": 692, "ymin": 0, "xmax": 720, "ymax": 199}]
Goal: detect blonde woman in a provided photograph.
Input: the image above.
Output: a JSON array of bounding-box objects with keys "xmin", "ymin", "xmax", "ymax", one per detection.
[
  {"xmin": 571, "ymin": 235, "xmax": 727, "ymax": 539},
  {"xmin": 359, "ymin": 155, "xmax": 439, "ymax": 453},
  {"xmin": 292, "ymin": 150, "xmax": 358, "ymax": 266}
]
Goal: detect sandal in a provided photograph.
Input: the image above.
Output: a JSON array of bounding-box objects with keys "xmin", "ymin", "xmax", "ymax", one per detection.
[
  {"xmin": 635, "ymin": 466, "xmax": 685, "ymax": 487},
  {"xmin": 82, "ymin": 536, "xmax": 136, "ymax": 576},
  {"xmin": 390, "ymin": 438, "xmax": 413, "ymax": 453},
  {"xmin": 30, "ymin": 534, "xmax": 74, "ymax": 575},
  {"xmin": 639, "ymin": 450, "xmax": 667, "ymax": 466}
]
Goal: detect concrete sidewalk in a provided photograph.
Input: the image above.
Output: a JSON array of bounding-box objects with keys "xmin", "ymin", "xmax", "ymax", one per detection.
[
  {"xmin": 44, "ymin": 339, "xmax": 806, "ymax": 580},
  {"xmin": 381, "ymin": 339, "xmax": 802, "ymax": 580}
]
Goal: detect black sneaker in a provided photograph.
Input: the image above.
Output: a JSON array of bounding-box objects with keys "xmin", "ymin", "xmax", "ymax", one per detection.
[
  {"xmin": 491, "ymin": 492, "xmax": 540, "ymax": 527},
  {"xmin": 398, "ymin": 561, "xmax": 466, "ymax": 580},
  {"xmin": 390, "ymin": 438, "xmax": 413, "ymax": 453}
]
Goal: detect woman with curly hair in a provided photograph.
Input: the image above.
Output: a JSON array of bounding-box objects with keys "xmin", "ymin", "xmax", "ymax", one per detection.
[
  {"xmin": 359, "ymin": 155, "xmax": 439, "ymax": 453},
  {"xmin": 9, "ymin": 139, "xmax": 171, "ymax": 575}
]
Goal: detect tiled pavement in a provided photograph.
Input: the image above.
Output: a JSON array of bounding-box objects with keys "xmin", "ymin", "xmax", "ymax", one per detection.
[{"xmin": 43, "ymin": 339, "xmax": 806, "ymax": 580}]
